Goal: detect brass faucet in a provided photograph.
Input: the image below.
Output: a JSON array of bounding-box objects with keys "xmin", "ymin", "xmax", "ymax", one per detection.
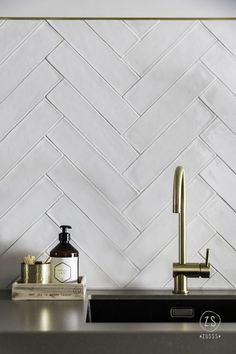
[{"xmin": 172, "ymin": 166, "xmax": 210, "ymax": 294}]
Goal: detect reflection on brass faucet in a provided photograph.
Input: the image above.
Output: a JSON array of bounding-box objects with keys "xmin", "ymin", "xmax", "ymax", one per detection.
[{"xmin": 172, "ymin": 166, "xmax": 210, "ymax": 294}]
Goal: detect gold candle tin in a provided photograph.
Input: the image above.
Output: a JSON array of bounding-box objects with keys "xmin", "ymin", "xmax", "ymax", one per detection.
[{"xmin": 21, "ymin": 262, "xmax": 51, "ymax": 284}]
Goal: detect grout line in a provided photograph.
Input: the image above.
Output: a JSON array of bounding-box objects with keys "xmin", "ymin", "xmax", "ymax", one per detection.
[
  {"xmin": 201, "ymin": 151, "xmax": 236, "ymax": 185},
  {"xmin": 124, "ymin": 178, "xmax": 217, "ymax": 253},
  {"xmin": 122, "ymin": 136, "xmax": 216, "ymax": 215},
  {"xmin": 0, "ymin": 68, "xmax": 63, "ymax": 145},
  {"xmin": 0, "ymin": 178, "xmax": 63, "ymax": 257},
  {"xmin": 52, "ymin": 115, "xmax": 139, "ymax": 187},
  {"xmin": 125, "ymin": 208, "xmax": 217, "ymax": 272},
  {"xmin": 199, "ymin": 175, "xmax": 236, "ymax": 217},
  {"xmin": 122, "ymin": 64, "xmax": 217, "ymax": 144},
  {"xmin": 0, "ymin": 20, "xmax": 43, "ymax": 67},
  {"xmin": 200, "ymin": 57, "xmax": 236, "ymax": 98},
  {"xmin": 85, "ymin": 19, "xmax": 140, "ymax": 61},
  {"xmin": 46, "ymin": 78, "xmax": 132, "ymax": 139},
  {"xmin": 45, "ymin": 187, "xmax": 140, "ymax": 272},
  {"xmin": 200, "ymin": 99, "xmax": 236, "ymax": 142},
  {"xmin": 0, "ymin": 56, "xmax": 46, "ymax": 106},
  {"xmin": 122, "ymin": 95, "xmax": 216, "ymax": 171},
  {"xmin": 123, "ymin": 19, "xmax": 161, "ymax": 41},
  {"xmin": 202, "ymin": 271, "xmax": 234, "ymax": 289},
  {"xmin": 198, "ymin": 235, "xmax": 236, "ymax": 288},
  {"xmin": 0, "ymin": 101, "xmax": 63, "ymax": 182},
  {"xmin": 46, "ymin": 67, "xmax": 140, "ymax": 135},
  {"xmin": 123, "ymin": 19, "xmax": 198, "ymax": 80},
  {"xmin": 46, "ymin": 21, "xmax": 141, "ymax": 99},
  {"xmin": 0, "ymin": 19, "xmax": 6, "ymax": 28},
  {"xmin": 201, "ymin": 20, "xmax": 236, "ymax": 60},
  {"xmin": 45, "ymin": 130, "xmax": 140, "ymax": 222},
  {"xmin": 122, "ymin": 22, "xmax": 217, "ymax": 105},
  {"xmin": 0, "ymin": 21, "xmax": 63, "ymax": 104},
  {"xmin": 0, "ymin": 143, "xmax": 63, "ymax": 221}
]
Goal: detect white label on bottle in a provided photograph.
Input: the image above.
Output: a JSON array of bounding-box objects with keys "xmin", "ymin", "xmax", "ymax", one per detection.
[{"xmin": 50, "ymin": 257, "xmax": 78, "ymax": 283}]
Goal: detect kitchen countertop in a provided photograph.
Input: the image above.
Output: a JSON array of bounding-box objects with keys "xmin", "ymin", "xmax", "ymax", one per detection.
[{"xmin": 1, "ymin": 289, "xmax": 236, "ymax": 354}]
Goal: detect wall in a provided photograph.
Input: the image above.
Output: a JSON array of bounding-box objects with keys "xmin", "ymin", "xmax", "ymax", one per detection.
[
  {"xmin": 0, "ymin": 19, "xmax": 236, "ymax": 289},
  {"xmin": 0, "ymin": 0, "xmax": 236, "ymax": 18}
]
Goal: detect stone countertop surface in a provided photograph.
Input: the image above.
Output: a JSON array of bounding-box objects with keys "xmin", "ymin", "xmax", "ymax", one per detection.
[{"xmin": 1, "ymin": 289, "xmax": 236, "ymax": 354}]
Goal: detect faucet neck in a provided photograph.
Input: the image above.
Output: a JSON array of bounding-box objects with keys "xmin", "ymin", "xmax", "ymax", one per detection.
[
  {"xmin": 173, "ymin": 166, "xmax": 186, "ymax": 265},
  {"xmin": 172, "ymin": 167, "xmax": 210, "ymax": 295}
]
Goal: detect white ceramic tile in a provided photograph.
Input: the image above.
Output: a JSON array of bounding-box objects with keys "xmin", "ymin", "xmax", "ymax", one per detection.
[
  {"xmin": 126, "ymin": 97, "xmax": 213, "ymax": 155},
  {"xmin": 124, "ymin": 23, "xmax": 215, "ymax": 113},
  {"xmin": 0, "ymin": 22, "xmax": 62, "ymax": 102},
  {"xmin": 127, "ymin": 238, "xmax": 176, "ymax": 288},
  {"xmin": 201, "ymin": 196, "xmax": 236, "ymax": 249},
  {"xmin": 125, "ymin": 206, "xmax": 177, "ymax": 269},
  {"xmin": 124, "ymin": 20, "xmax": 194, "ymax": 75},
  {"xmin": 201, "ymin": 158, "xmax": 236, "ymax": 212},
  {"xmin": 48, "ymin": 119, "xmax": 137, "ymax": 209},
  {"xmin": 0, "ymin": 61, "xmax": 62, "ymax": 140},
  {"xmin": 0, "ymin": 215, "xmax": 59, "ymax": 287},
  {"xmin": 187, "ymin": 177, "xmax": 215, "ymax": 217},
  {"xmin": 124, "ymin": 20, "xmax": 159, "ymax": 37},
  {"xmin": 47, "ymin": 196, "xmax": 138, "ymax": 287},
  {"xmin": 0, "ymin": 139, "xmax": 61, "ymax": 217},
  {"xmin": 0, "ymin": 100, "xmax": 62, "ymax": 179},
  {"xmin": 186, "ymin": 216, "xmax": 215, "ymax": 258},
  {"xmin": 128, "ymin": 258, "xmax": 171, "ymax": 289},
  {"xmin": 125, "ymin": 177, "xmax": 215, "ymax": 268},
  {"xmin": 200, "ymin": 80, "xmax": 236, "ymax": 133},
  {"xmin": 48, "ymin": 158, "xmax": 139, "ymax": 249},
  {"xmin": 202, "ymin": 42, "xmax": 236, "ymax": 95},
  {"xmin": 203, "ymin": 272, "xmax": 233, "ymax": 289},
  {"xmin": 0, "ymin": 19, "xmax": 236, "ymax": 290},
  {"xmin": 0, "ymin": 177, "xmax": 61, "ymax": 255},
  {"xmin": 124, "ymin": 139, "xmax": 214, "ymax": 230},
  {"xmin": 86, "ymin": 20, "xmax": 138, "ymax": 56},
  {"xmin": 203, "ymin": 20, "xmax": 236, "ymax": 56},
  {"xmin": 124, "ymin": 63, "xmax": 215, "ymax": 150},
  {"xmin": 124, "ymin": 100, "xmax": 213, "ymax": 190},
  {"xmin": 0, "ymin": 20, "xmax": 41, "ymax": 63},
  {"xmin": 129, "ymin": 217, "xmax": 214, "ymax": 289},
  {"xmin": 200, "ymin": 234, "xmax": 236, "ymax": 286},
  {"xmin": 47, "ymin": 41, "xmax": 138, "ymax": 133},
  {"xmin": 79, "ymin": 248, "xmax": 117, "ymax": 289},
  {"xmin": 47, "ymin": 80, "xmax": 138, "ymax": 173},
  {"xmin": 201, "ymin": 119, "xmax": 236, "ymax": 173},
  {"xmin": 49, "ymin": 20, "xmax": 138, "ymax": 95}
]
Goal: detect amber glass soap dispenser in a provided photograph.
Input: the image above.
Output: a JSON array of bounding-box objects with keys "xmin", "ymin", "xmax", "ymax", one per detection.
[{"xmin": 50, "ymin": 225, "xmax": 79, "ymax": 283}]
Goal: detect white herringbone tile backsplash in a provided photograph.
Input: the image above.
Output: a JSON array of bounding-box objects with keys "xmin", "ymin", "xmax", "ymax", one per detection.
[{"xmin": 0, "ymin": 19, "xmax": 236, "ymax": 289}]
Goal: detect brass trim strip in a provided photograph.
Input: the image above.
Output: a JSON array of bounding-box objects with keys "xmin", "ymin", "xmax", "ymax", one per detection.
[{"xmin": 0, "ymin": 17, "xmax": 236, "ymax": 20}]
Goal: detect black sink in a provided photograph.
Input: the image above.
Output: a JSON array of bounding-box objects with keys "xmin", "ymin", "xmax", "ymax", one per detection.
[{"xmin": 86, "ymin": 294, "xmax": 236, "ymax": 323}]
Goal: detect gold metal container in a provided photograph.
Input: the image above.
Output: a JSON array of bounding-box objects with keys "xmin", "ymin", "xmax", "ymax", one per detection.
[{"xmin": 21, "ymin": 262, "xmax": 51, "ymax": 284}]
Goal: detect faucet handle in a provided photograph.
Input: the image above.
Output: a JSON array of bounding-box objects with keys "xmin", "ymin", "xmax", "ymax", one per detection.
[
  {"xmin": 205, "ymin": 248, "xmax": 210, "ymax": 267},
  {"xmin": 199, "ymin": 248, "xmax": 210, "ymax": 278}
]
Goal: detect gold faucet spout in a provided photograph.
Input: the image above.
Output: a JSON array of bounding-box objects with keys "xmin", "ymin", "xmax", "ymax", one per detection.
[
  {"xmin": 173, "ymin": 166, "xmax": 185, "ymax": 214},
  {"xmin": 173, "ymin": 166, "xmax": 186, "ymax": 265},
  {"xmin": 172, "ymin": 166, "xmax": 211, "ymax": 294}
]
